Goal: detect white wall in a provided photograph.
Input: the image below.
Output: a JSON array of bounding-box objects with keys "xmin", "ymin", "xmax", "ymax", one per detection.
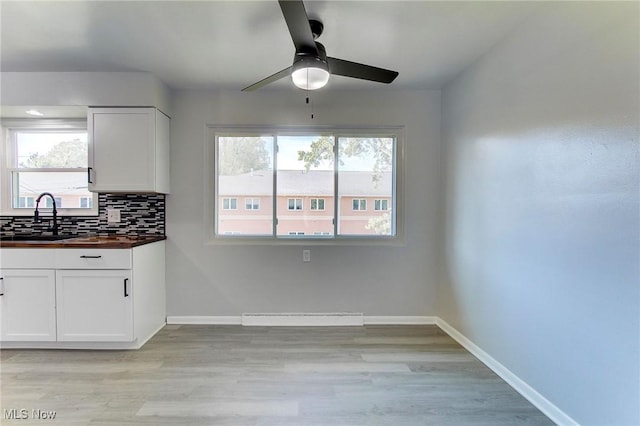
[
  {"xmin": 441, "ymin": 2, "xmax": 639, "ymax": 425},
  {"xmin": 0, "ymin": 72, "xmax": 171, "ymax": 115},
  {"xmin": 166, "ymin": 89, "xmax": 441, "ymax": 317}
]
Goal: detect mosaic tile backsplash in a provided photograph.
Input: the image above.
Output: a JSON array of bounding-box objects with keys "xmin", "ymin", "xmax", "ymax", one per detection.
[{"xmin": 0, "ymin": 194, "xmax": 165, "ymax": 237}]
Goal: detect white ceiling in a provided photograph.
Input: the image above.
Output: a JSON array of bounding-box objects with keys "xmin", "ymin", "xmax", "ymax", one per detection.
[{"xmin": 1, "ymin": 1, "xmax": 540, "ymax": 91}]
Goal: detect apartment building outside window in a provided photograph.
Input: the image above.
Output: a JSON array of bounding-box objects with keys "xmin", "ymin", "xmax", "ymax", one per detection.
[
  {"xmin": 0, "ymin": 120, "xmax": 98, "ymax": 215},
  {"xmin": 212, "ymin": 127, "xmax": 403, "ymax": 241}
]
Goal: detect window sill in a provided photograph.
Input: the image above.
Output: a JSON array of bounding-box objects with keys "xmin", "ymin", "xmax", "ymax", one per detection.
[
  {"xmin": 0, "ymin": 209, "xmax": 99, "ymax": 218},
  {"xmin": 205, "ymin": 235, "xmax": 406, "ymax": 247}
]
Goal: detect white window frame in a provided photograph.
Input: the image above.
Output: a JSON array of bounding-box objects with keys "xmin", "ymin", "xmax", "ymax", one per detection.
[
  {"xmin": 287, "ymin": 198, "xmax": 303, "ymax": 211},
  {"xmin": 44, "ymin": 197, "xmax": 62, "ymax": 209},
  {"xmin": 18, "ymin": 196, "xmax": 35, "ymax": 208},
  {"xmin": 222, "ymin": 197, "xmax": 237, "ymax": 210},
  {"xmin": 310, "ymin": 198, "xmax": 325, "ymax": 211},
  {"xmin": 0, "ymin": 119, "xmax": 98, "ymax": 216},
  {"xmin": 207, "ymin": 126, "xmax": 405, "ymax": 246},
  {"xmin": 79, "ymin": 196, "xmax": 93, "ymax": 209},
  {"xmin": 352, "ymin": 199, "xmax": 367, "ymax": 211},
  {"xmin": 374, "ymin": 199, "xmax": 389, "ymax": 211},
  {"xmin": 245, "ymin": 197, "xmax": 260, "ymax": 211}
]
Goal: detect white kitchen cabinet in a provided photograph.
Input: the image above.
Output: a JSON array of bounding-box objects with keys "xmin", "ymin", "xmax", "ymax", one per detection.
[
  {"xmin": 0, "ymin": 269, "xmax": 57, "ymax": 342},
  {"xmin": 88, "ymin": 107, "xmax": 170, "ymax": 193},
  {"xmin": 0, "ymin": 241, "xmax": 166, "ymax": 349},
  {"xmin": 56, "ymin": 270, "xmax": 133, "ymax": 342}
]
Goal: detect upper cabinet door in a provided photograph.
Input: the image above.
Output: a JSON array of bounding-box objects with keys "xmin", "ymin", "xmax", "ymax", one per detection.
[{"xmin": 88, "ymin": 107, "xmax": 170, "ymax": 194}]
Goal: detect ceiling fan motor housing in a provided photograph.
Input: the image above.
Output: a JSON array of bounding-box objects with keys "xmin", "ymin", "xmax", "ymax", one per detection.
[
  {"xmin": 292, "ymin": 43, "xmax": 330, "ymax": 90},
  {"xmin": 309, "ymin": 19, "xmax": 324, "ymax": 39},
  {"xmin": 291, "ymin": 42, "xmax": 330, "ymax": 90},
  {"xmin": 293, "ymin": 42, "xmax": 328, "ymax": 70}
]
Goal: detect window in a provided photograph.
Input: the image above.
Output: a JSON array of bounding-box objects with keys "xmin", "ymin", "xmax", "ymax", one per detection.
[
  {"xmin": 374, "ymin": 199, "xmax": 389, "ymax": 211},
  {"xmin": 79, "ymin": 197, "xmax": 93, "ymax": 209},
  {"xmin": 288, "ymin": 198, "xmax": 303, "ymax": 211},
  {"xmin": 44, "ymin": 197, "xmax": 63, "ymax": 208},
  {"xmin": 222, "ymin": 198, "xmax": 237, "ymax": 210},
  {"xmin": 352, "ymin": 199, "xmax": 367, "ymax": 211},
  {"xmin": 212, "ymin": 128, "xmax": 401, "ymax": 241},
  {"xmin": 310, "ymin": 198, "xmax": 325, "ymax": 210},
  {"xmin": 217, "ymin": 136, "xmax": 274, "ymax": 235},
  {"xmin": 245, "ymin": 198, "xmax": 260, "ymax": 210},
  {"xmin": 1, "ymin": 120, "xmax": 98, "ymax": 216},
  {"xmin": 18, "ymin": 196, "xmax": 35, "ymax": 208}
]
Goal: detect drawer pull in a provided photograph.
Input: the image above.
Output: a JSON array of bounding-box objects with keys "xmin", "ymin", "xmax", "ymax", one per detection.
[
  {"xmin": 80, "ymin": 255, "xmax": 102, "ymax": 259},
  {"xmin": 0, "ymin": 276, "xmax": 3, "ymax": 296},
  {"xmin": 124, "ymin": 278, "xmax": 129, "ymax": 297}
]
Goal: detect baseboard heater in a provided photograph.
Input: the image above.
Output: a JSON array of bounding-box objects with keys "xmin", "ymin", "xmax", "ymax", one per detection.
[{"xmin": 241, "ymin": 313, "xmax": 364, "ymax": 326}]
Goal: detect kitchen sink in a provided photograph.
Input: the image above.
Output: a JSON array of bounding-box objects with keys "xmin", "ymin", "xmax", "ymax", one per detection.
[{"xmin": 0, "ymin": 235, "xmax": 75, "ymax": 242}]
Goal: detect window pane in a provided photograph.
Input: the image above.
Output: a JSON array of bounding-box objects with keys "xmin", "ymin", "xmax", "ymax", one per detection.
[
  {"xmin": 12, "ymin": 171, "xmax": 93, "ymax": 209},
  {"xmin": 277, "ymin": 136, "xmax": 334, "ymax": 237},
  {"xmin": 217, "ymin": 136, "xmax": 274, "ymax": 236},
  {"xmin": 80, "ymin": 197, "xmax": 93, "ymax": 208},
  {"xmin": 310, "ymin": 198, "xmax": 325, "ymax": 211},
  {"xmin": 245, "ymin": 198, "xmax": 259, "ymax": 210},
  {"xmin": 338, "ymin": 137, "xmax": 394, "ymax": 236},
  {"xmin": 16, "ymin": 131, "xmax": 88, "ymax": 168}
]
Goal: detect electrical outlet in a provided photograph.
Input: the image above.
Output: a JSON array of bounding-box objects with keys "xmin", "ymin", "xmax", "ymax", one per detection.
[
  {"xmin": 107, "ymin": 209, "xmax": 121, "ymax": 223},
  {"xmin": 303, "ymin": 249, "xmax": 311, "ymax": 262}
]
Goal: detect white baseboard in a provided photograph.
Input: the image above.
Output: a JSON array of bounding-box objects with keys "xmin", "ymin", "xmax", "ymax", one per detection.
[
  {"xmin": 435, "ymin": 318, "xmax": 578, "ymax": 426},
  {"xmin": 365, "ymin": 316, "xmax": 437, "ymax": 325},
  {"xmin": 166, "ymin": 315, "xmax": 436, "ymax": 326},
  {"xmin": 242, "ymin": 313, "xmax": 364, "ymax": 326},
  {"xmin": 166, "ymin": 316, "xmax": 241, "ymax": 325}
]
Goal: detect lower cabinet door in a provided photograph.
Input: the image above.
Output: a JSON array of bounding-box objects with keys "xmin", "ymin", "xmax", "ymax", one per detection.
[
  {"xmin": 55, "ymin": 270, "xmax": 133, "ymax": 342},
  {"xmin": 0, "ymin": 269, "xmax": 57, "ymax": 341}
]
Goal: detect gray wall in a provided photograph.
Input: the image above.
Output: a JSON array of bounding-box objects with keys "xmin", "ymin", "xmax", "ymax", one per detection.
[
  {"xmin": 440, "ymin": 2, "xmax": 639, "ymax": 425},
  {"xmin": 166, "ymin": 89, "xmax": 441, "ymax": 317}
]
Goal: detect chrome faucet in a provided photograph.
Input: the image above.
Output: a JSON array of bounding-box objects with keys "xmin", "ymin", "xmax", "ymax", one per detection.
[{"xmin": 34, "ymin": 192, "xmax": 59, "ymax": 235}]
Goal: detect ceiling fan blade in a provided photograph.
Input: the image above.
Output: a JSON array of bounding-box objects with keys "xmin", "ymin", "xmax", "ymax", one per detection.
[
  {"xmin": 327, "ymin": 57, "xmax": 399, "ymax": 84},
  {"xmin": 278, "ymin": 0, "xmax": 318, "ymax": 55},
  {"xmin": 242, "ymin": 66, "xmax": 292, "ymax": 91}
]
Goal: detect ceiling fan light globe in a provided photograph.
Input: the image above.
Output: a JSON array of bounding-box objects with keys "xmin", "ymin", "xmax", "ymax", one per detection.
[{"xmin": 291, "ymin": 66, "xmax": 330, "ymax": 90}]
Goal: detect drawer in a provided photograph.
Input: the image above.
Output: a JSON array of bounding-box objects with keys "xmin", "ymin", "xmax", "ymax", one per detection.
[
  {"xmin": 0, "ymin": 249, "xmax": 56, "ymax": 269},
  {"xmin": 56, "ymin": 249, "xmax": 131, "ymax": 269}
]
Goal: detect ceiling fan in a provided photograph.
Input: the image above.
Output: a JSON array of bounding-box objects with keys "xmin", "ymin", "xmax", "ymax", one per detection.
[{"xmin": 242, "ymin": 0, "xmax": 399, "ymax": 91}]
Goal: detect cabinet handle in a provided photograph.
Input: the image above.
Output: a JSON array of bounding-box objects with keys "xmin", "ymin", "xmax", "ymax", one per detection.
[
  {"xmin": 87, "ymin": 167, "xmax": 93, "ymax": 184},
  {"xmin": 80, "ymin": 255, "xmax": 102, "ymax": 259},
  {"xmin": 124, "ymin": 278, "xmax": 129, "ymax": 297},
  {"xmin": 0, "ymin": 277, "xmax": 3, "ymax": 296}
]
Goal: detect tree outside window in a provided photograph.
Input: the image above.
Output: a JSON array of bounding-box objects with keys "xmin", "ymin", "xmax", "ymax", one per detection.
[{"xmin": 214, "ymin": 131, "xmax": 398, "ymax": 239}]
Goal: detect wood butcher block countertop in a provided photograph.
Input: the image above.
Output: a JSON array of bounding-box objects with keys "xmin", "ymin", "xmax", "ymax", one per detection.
[{"xmin": 0, "ymin": 235, "xmax": 166, "ymax": 249}]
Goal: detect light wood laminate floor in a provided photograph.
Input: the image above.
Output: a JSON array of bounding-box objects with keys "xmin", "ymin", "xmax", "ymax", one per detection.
[{"xmin": 1, "ymin": 325, "xmax": 553, "ymax": 425}]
